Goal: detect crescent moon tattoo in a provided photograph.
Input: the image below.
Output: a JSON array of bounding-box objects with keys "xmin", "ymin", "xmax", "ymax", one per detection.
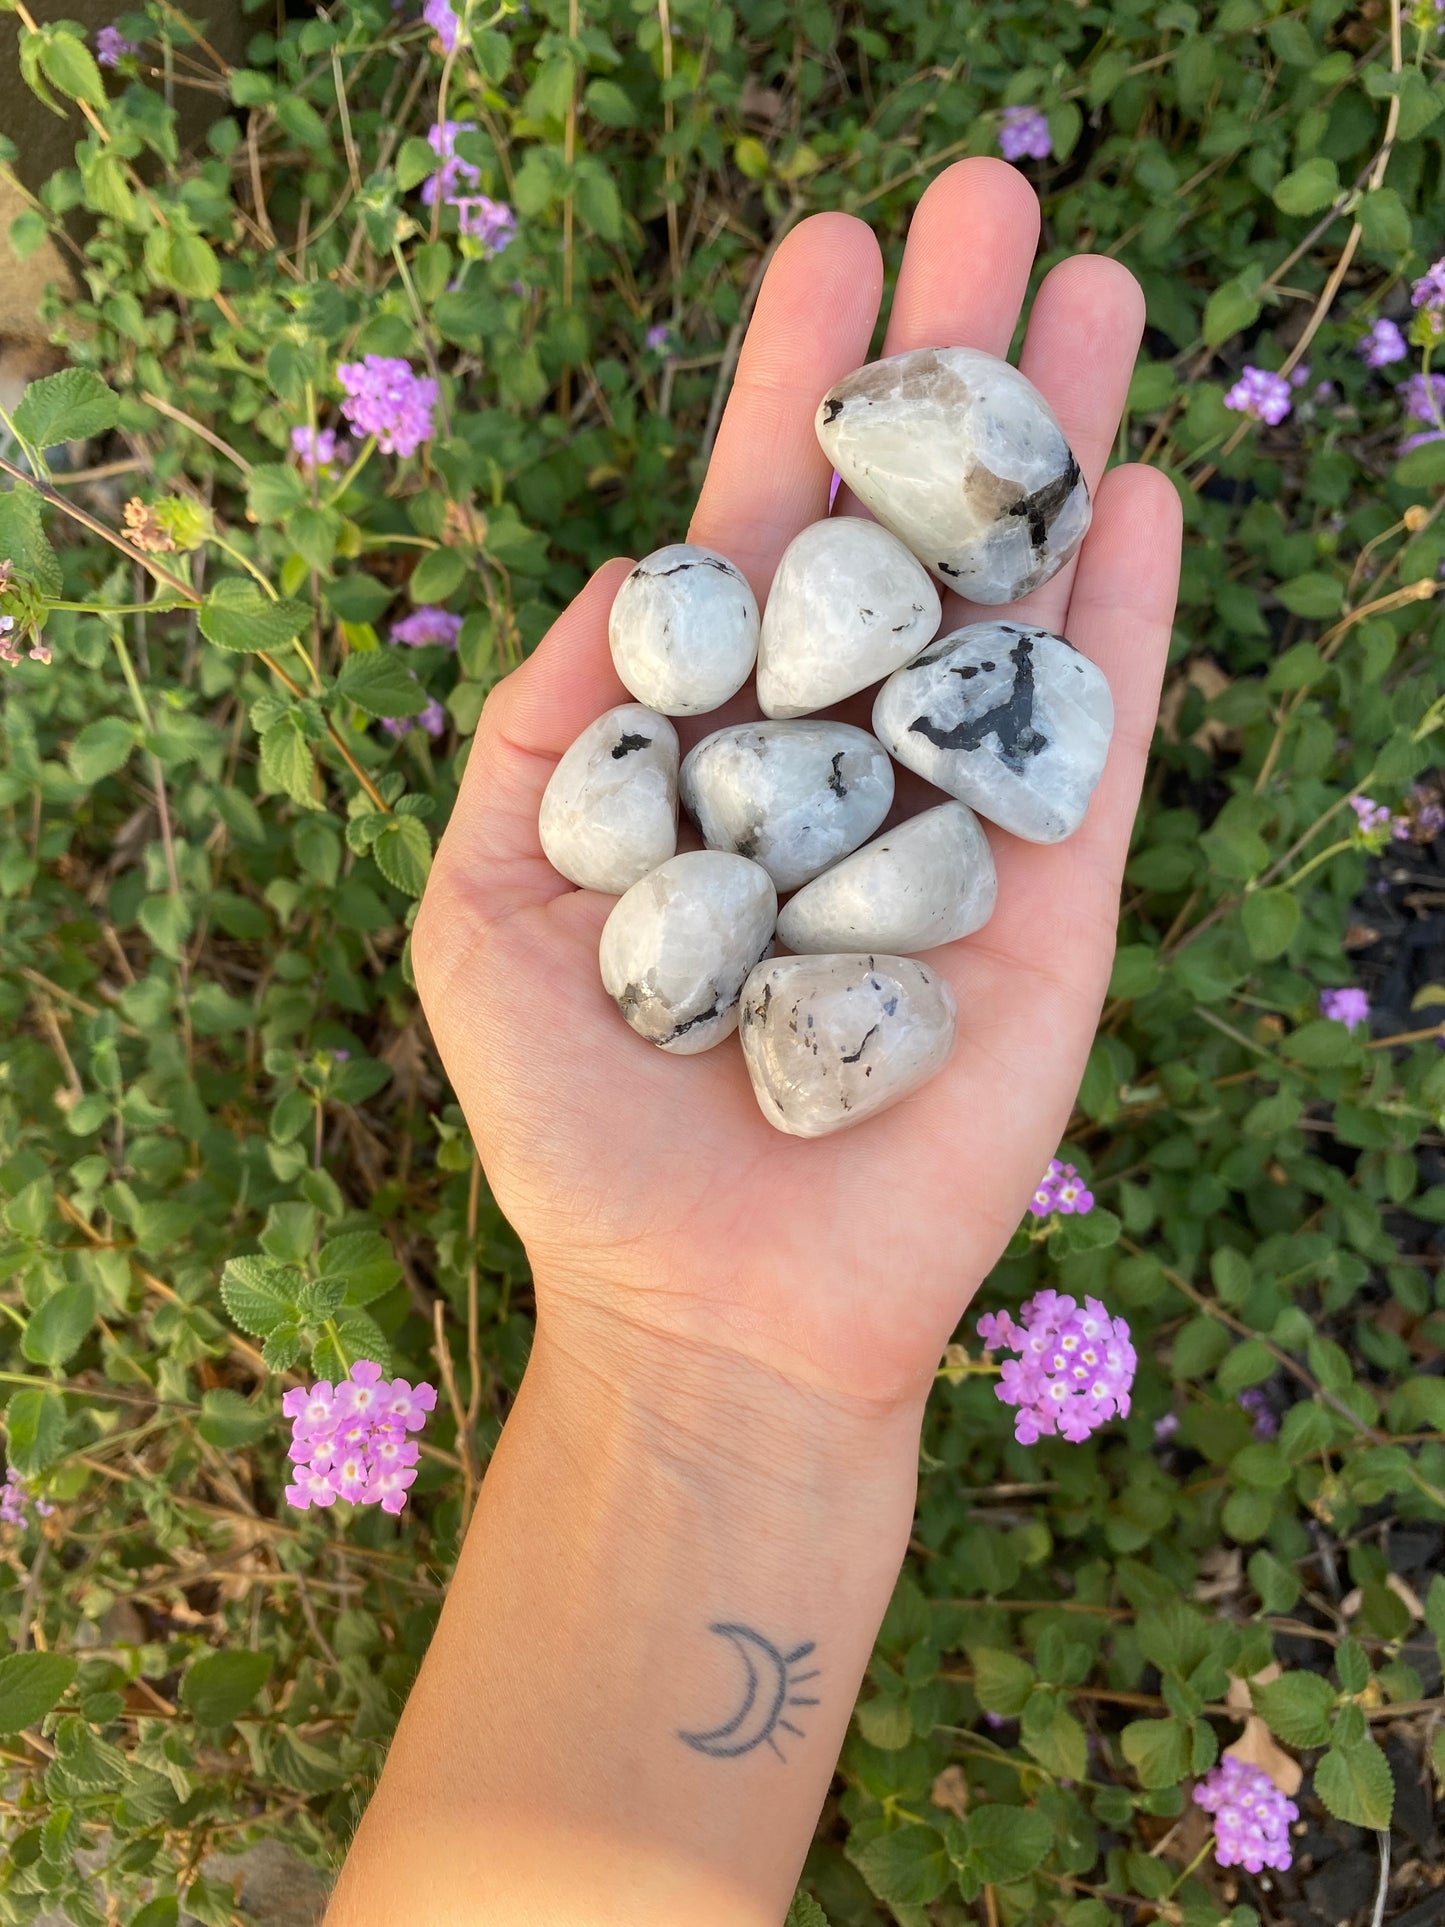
[{"xmin": 678, "ymin": 1623, "xmax": 820, "ymax": 1761}]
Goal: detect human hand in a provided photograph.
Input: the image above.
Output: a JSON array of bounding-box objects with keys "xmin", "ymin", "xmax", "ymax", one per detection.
[{"xmin": 412, "ymin": 158, "xmax": 1182, "ymax": 1420}]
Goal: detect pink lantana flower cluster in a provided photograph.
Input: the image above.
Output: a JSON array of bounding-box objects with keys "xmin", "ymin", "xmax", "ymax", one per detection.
[
  {"xmin": 1349, "ymin": 793, "xmax": 1410, "ymax": 844},
  {"xmin": 976, "ymin": 1291, "xmax": 1137, "ymax": 1445},
  {"xmin": 283, "ymin": 1360, "xmax": 436, "ymax": 1514},
  {"xmin": 1224, "ymin": 366, "xmax": 1293, "ymax": 426},
  {"xmin": 1193, "ymin": 1756, "xmax": 1298, "ymax": 1874},
  {"xmin": 420, "ymin": 122, "xmax": 516, "ymax": 258},
  {"xmin": 336, "ymin": 356, "xmax": 438, "ymax": 458},
  {"xmin": 1, "ymin": 1466, "xmax": 53, "ymax": 1529},
  {"xmin": 1320, "ymin": 984, "xmax": 1370, "ymax": 1030},
  {"xmin": 1027, "ymin": 1156, "xmax": 1094, "ymax": 1219},
  {"xmin": 998, "ymin": 105, "xmax": 1051, "ymax": 162},
  {"xmin": 391, "ymin": 606, "xmax": 461, "ymax": 648}
]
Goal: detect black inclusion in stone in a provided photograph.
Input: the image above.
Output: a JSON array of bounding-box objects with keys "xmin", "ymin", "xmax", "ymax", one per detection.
[
  {"xmin": 611, "ymin": 733, "xmax": 651, "ymax": 759},
  {"xmin": 828, "ymin": 752, "xmax": 848, "ymax": 800},
  {"xmin": 1007, "ymin": 453, "xmax": 1081, "ymax": 551},
  {"xmin": 822, "ymin": 398, "xmax": 843, "ymax": 423},
  {"xmin": 909, "ymin": 635, "xmax": 1049, "ymax": 772}
]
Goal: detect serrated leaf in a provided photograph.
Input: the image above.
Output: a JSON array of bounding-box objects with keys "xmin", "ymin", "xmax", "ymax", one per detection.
[
  {"xmin": 372, "ymin": 814, "xmax": 432, "ymax": 896},
  {"xmin": 0, "ymin": 485, "xmax": 63, "ymax": 596},
  {"xmin": 1250, "ymin": 1672, "xmax": 1335, "ymax": 1747},
  {"xmin": 966, "ymin": 1805, "xmax": 1053, "ymax": 1882},
  {"xmin": 1241, "ymin": 889, "xmax": 1299, "ymax": 961},
  {"xmin": 968, "ymin": 1647, "xmax": 1035, "ymax": 1717},
  {"xmin": 36, "ymin": 30, "xmax": 107, "ymax": 109},
  {"xmin": 335, "ymin": 648, "xmax": 429, "ymax": 719},
  {"xmin": 219, "ymin": 1255, "xmax": 304, "ymax": 1338},
  {"xmin": 260, "ymin": 714, "xmax": 319, "ymax": 809},
  {"xmin": 199, "ymin": 579, "xmax": 311, "ymax": 654},
  {"xmin": 12, "ymin": 368, "xmax": 120, "ymax": 449},
  {"xmin": 1315, "ymin": 1739, "xmax": 1394, "ymax": 1830},
  {"xmin": 180, "ymin": 1650, "xmax": 273, "ymax": 1729},
  {"xmin": 21, "ymin": 1280, "xmax": 94, "ymax": 1370},
  {"xmin": 1203, "ymin": 278, "xmax": 1261, "ymax": 347},
  {"xmin": 850, "ymin": 1826, "xmax": 952, "ymax": 1907},
  {"xmin": 1122, "ymin": 1717, "xmax": 1191, "ymax": 1788},
  {"xmin": 1273, "ymin": 157, "xmax": 1339, "ymax": 216},
  {"xmin": 197, "ymin": 1388, "xmax": 273, "ymax": 1448},
  {"xmin": 784, "ymin": 1897, "xmax": 829, "ymax": 1927},
  {"xmin": 1021, "ymin": 1694, "xmax": 1087, "ymax": 1779},
  {"xmin": 143, "ymin": 226, "xmax": 221, "ymax": 301},
  {"xmin": 68, "ymin": 716, "xmax": 140, "ymax": 784},
  {"xmin": 0, "ymin": 1653, "xmax": 76, "ymax": 1734},
  {"xmin": 317, "ymin": 1231, "xmax": 402, "ymax": 1306},
  {"xmin": 4, "ymin": 1386, "xmax": 65, "ymax": 1479}
]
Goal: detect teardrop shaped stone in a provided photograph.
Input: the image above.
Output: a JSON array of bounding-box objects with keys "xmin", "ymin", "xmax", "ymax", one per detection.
[
  {"xmin": 539, "ymin": 704, "xmax": 679, "ymax": 893},
  {"xmin": 608, "ymin": 543, "xmax": 759, "ymax": 716},
  {"xmin": 680, "ymin": 721, "xmax": 895, "ymax": 893},
  {"xmin": 815, "ymin": 347, "xmax": 1091, "ymax": 605},
  {"xmin": 756, "ymin": 518, "xmax": 941, "ymax": 719},
  {"xmin": 599, "ymin": 851, "xmax": 777, "ymax": 1055},
  {"xmin": 777, "ymin": 803, "xmax": 996, "ymax": 955},
  {"xmin": 873, "ymin": 622, "xmax": 1113, "ymax": 843},
  {"xmin": 739, "ymin": 953, "xmax": 957, "ymax": 1137}
]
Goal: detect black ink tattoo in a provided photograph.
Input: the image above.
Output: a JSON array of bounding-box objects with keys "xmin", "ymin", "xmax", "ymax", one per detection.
[{"xmin": 678, "ymin": 1624, "xmax": 820, "ymax": 1761}]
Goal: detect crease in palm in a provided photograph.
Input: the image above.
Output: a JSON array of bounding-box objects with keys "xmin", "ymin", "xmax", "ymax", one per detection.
[{"xmin": 413, "ymin": 159, "xmax": 1183, "ymax": 1406}]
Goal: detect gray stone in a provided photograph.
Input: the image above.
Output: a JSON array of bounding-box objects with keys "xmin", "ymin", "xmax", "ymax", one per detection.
[
  {"xmin": 777, "ymin": 802, "xmax": 996, "ymax": 955},
  {"xmin": 539, "ymin": 702, "xmax": 679, "ymax": 893},
  {"xmin": 815, "ymin": 347, "xmax": 1091, "ymax": 605},
  {"xmin": 680, "ymin": 721, "xmax": 894, "ymax": 893},
  {"xmin": 872, "ymin": 622, "xmax": 1113, "ymax": 843},
  {"xmin": 756, "ymin": 517, "xmax": 941, "ymax": 718},
  {"xmin": 599, "ymin": 851, "xmax": 777, "ymax": 1054},
  {"xmin": 738, "ymin": 953, "xmax": 957, "ymax": 1137},
  {"xmin": 608, "ymin": 543, "xmax": 759, "ymax": 715}
]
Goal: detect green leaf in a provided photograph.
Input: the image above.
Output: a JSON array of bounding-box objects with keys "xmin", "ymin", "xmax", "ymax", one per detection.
[
  {"xmin": 784, "ymin": 1897, "xmax": 829, "ymax": 1927},
  {"xmin": 1250, "ymin": 1672, "xmax": 1335, "ymax": 1747},
  {"xmin": 1241, "ymin": 889, "xmax": 1299, "ymax": 961},
  {"xmin": 246, "ymin": 463, "xmax": 308, "ymax": 524},
  {"xmin": 199, "ymin": 579, "xmax": 311, "ymax": 654},
  {"xmin": 1121, "ymin": 1717, "xmax": 1191, "ymax": 1788},
  {"xmin": 143, "ymin": 227, "xmax": 221, "ymax": 301},
  {"xmin": 1273, "ymin": 157, "xmax": 1339, "ymax": 216},
  {"xmin": 1203, "ymin": 277, "xmax": 1261, "ymax": 347},
  {"xmin": 12, "ymin": 368, "xmax": 120, "ymax": 449},
  {"xmin": 372, "ymin": 815, "xmax": 432, "ymax": 896},
  {"xmin": 1275, "ymin": 572, "xmax": 1342, "ymax": 619},
  {"xmin": 139, "ymin": 891, "xmax": 194, "ymax": 961},
  {"xmin": 1282, "ymin": 1020, "xmax": 1358, "ymax": 1068},
  {"xmin": 219, "ymin": 1255, "xmax": 304, "ymax": 1338},
  {"xmin": 0, "ymin": 1653, "xmax": 77, "ymax": 1734},
  {"xmin": 334, "ymin": 648, "xmax": 429, "ymax": 719},
  {"xmin": 21, "ymin": 1281, "xmax": 94, "ymax": 1370},
  {"xmin": 1315, "ymin": 1739, "xmax": 1394, "ymax": 1830},
  {"xmin": 1248, "ymin": 1549, "xmax": 1301, "ymax": 1614},
  {"xmin": 1358, "ymin": 186, "xmax": 1410, "ymax": 254},
  {"xmin": 317, "ymin": 1231, "xmax": 402, "ymax": 1306},
  {"xmin": 36, "ymin": 30, "xmax": 107, "ymax": 109},
  {"xmin": 197, "ymin": 1389, "xmax": 273, "ymax": 1448},
  {"xmin": 180, "ymin": 1649, "xmax": 273, "ymax": 1730},
  {"xmin": 408, "ymin": 546, "xmax": 467, "ymax": 602},
  {"xmin": 260, "ymin": 713, "xmax": 319, "ymax": 809},
  {"xmin": 1230, "ymin": 1442, "xmax": 1292, "ymax": 1489},
  {"xmin": 0, "ymin": 485, "xmax": 63, "ymax": 596},
  {"xmin": 1395, "ymin": 440, "xmax": 1445, "ymax": 489},
  {"xmin": 966, "ymin": 1805, "xmax": 1053, "ymax": 1882},
  {"xmin": 1217, "ymin": 1337, "xmax": 1276, "ymax": 1395},
  {"xmin": 1021, "ymin": 1694, "xmax": 1088, "ymax": 1779},
  {"xmin": 851, "ymin": 1825, "xmax": 952, "ymax": 1907},
  {"xmin": 68, "ymin": 716, "xmax": 140, "ymax": 784},
  {"xmin": 4, "ymin": 1386, "xmax": 65, "ymax": 1478},
  {"xmin": 130, "ymin": 1901, "xmax": 179, "ymax": 1927},
  {"xmin": 396, "ymin": 135, "xmax": 439, "ymax": 190},
  {"xmin": 585, "ymin": 78, "xmax": 639, "ymax": 127},
  {"xmin": 968, "ymin": 1647, "xmax": 1035, "ymax": 1717}
]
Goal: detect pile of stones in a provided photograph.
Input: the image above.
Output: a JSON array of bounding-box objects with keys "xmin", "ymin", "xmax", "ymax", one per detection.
[{"xmin": 538, "ymin": 346, "xmax": 1113, "ymax": 1137}]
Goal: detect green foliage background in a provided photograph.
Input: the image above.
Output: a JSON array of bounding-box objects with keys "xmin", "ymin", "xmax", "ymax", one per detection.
[{"xmin": 2, "ymin": 0, "xmax": 1445, "ymax": 1921}]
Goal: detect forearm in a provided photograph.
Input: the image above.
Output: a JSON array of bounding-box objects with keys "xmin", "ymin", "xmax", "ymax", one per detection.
[{"xmin": 325, "ymin": 1301, "xmax": 924, "ymax": 1927}]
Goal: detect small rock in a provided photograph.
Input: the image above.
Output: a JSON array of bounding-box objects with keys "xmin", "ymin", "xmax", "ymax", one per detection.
[
  {"xmin": 756, "ymin": 517, "xmax": 940, "ymax": 718},
  {"xmin": 680, "ymin": 720, "xmax": 894, "ymax": 892},
  {"xmin": 599, "ymin": 850, "xmax": 777, "ymax": 1054},
  {"xmin": 738, "ymin": 953, "xmax": 957, "ymax": 1137},
  {"xmin": 777, "ymin": 802, "xmax": 996, "ymax": 955},
  {"xmin": 608, "ymin": 543, "xmax": 759, "ymax": 715},
  {"xmin": 815, "ymin": 346, "xmax": 1091, "ymax": 604},
  {"xmin": 873, "ymin": 622, "xmax": 1113, "ymax": 843},
  {"xmin": 539, "ymin": 703, "xmax": 679, "ymax": 893}
]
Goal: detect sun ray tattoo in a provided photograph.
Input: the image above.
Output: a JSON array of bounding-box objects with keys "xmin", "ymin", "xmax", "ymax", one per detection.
[{"xmin": 678, "ymin": 1624, "xmax": 821, "ymax": 1761}]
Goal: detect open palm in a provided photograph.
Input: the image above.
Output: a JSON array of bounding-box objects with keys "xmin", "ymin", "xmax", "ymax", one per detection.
[{"xmin": 412, "ymin": 159, "xmax": 1182, "ymax": 1414}]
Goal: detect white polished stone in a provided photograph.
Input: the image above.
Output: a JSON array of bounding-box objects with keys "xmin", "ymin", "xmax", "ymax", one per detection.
[
  {"xmin": 680, "ymin": 721, "xmax": 894, "ymax": 893},
  {"xmin": 739, "ymin": 953, "xmax": 957, "ymax": 1137},
  {"xmin": 872, "ymin": 622, "xmax": 1113, "ymax": 843},
  {"xmin": 539, "ymin": 704, "xmax": 679, "ymax": 893},
  {"xmin": 777, "ymin": 802, "xmax": 996, "ymax": 955},
  {"xmin": 599, "ymin": 851, "xmax": 777, "ymax": 1054},
  {"xmin": 756, "ymin": 518, "xmax": 941, "ymax": 718},
  {"xmin": 608, "ymin": 543, "xmax": 759, "ymax": 716},
  {"xmin": 815, "ymin": 347, "xmax": 1091, "ymax": 605}
]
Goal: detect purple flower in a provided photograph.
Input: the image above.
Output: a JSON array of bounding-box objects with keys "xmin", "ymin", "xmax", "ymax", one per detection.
[
  {"xmin": 1415, "ymin": 796, "xmax": 1445, "ymax": 838},
  {"xmin": 336, "ymin": 357, "xmax": 438, "ymax": 458},
  {"xmin": 1153, "ymin": 1412, "xmax": 1181, "ymax": 1441},
  {"xmin": 423, "ymin": 0, "xmax": 459, "ymax": 52},
  {"xmin": 421, "ymin": 120, "xmax": 481, "ymax": 206},
  {"xmin": 645, "ymin": 323, "xmax": 673, "ymax": 352},
  {"xmin": 1026, "ymin": 1156, "xmax": 1094, "ymax": 1219},
  {"xmin": 1320, "ymin": 985, "xmax": 1370, "ymax": 1030},
  {"xmin": 290, "ymin": 425, "xmax": 350, "ymax": 477},
  {"xmin": 1399, "ymin": 373, "xmax": 1445, "ymax": 452},
  {"xmin": 391, "ymin": 606, "xmax": 461, "ymax": 648},
  {"xmin": 452, "ymin": 195, "xmax": 516, "ymax": 256},
  {"xmin": 1, "ymin": 1466, "xmax": 54, "ymax": 1528},
  {"xmin": 94, "ymin": 24, "xmax": 139, "ymax": 65},
  {"xmin": 976, "ymin": 1291, "xmax": 1136, "ymax": 1446},
  {"xmin": 1288, "ymin": 363, "xmax": 1311, "ymax": 389},
  {"xmin": 998, "ymin": 106, "xmax": 1051, "ymax": 163},
  {"xmin": 1193, "ymin": 1756, "xmax": 1297, "ymax": 1874},
  {"xmin": 1238, "ymin": 1387, "xmax": 1278, "ymax": 1440},
  {"xmin": 383, "ymin": 697, "xmax": 447, "ymax": 740},
  {"xmin": 284, "ymin": 1361, "xmax": 436, "ymax": 1516},
  {"xmin": 1224, "ymin": 366, "xmax": 1292, "ymax": 426},
  {"xmin": 1358, "ymin": 318, "xmax": 1407, "ymax": 368},
  {"xmin": 1410, "ymin": 258, "xmax": 1445, "ymax": 315}
]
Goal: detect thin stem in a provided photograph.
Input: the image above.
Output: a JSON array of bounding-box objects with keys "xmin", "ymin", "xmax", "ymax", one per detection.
[
  {"xmin": 322, "ymin": 435, "xmax": 375, "ymax": 509},
  {"xmin": 1270, "ymin": 836, "xmax": 1355, "ymax": 894}
]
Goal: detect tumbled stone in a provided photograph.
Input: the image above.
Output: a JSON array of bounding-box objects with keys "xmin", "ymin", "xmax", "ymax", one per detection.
[
  {"xmin": 680, "ymin": 721, "xmax": 894, "ymax": 893},
  {"xmin": 608, "ymin": 543, "xmax": 759, "ymax": 716},
  {"xmin": 738, "ymin": 953, "xmax": 957, "ymax": 1137},
  {"xmin": 599, "ymin": 851, "xmax": 777, "ymax": 1054},
  {"xmin": 777, "ymin": 802, "xmax": 996, "ymax": 955},
  {"xmin": 539, "ymin": 703, "xmax": 679, "ymax": 893},
  {"xmin": 756, "ymin": 518, "xmax": 941, "ymax": 719},
  {"xmin": 872, "ymin": 622, "xmax": 1113, "ymax": 843},
  {"xmin": 815, "ymin": 347, "xmax": 1091, "ymax": 605}
]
